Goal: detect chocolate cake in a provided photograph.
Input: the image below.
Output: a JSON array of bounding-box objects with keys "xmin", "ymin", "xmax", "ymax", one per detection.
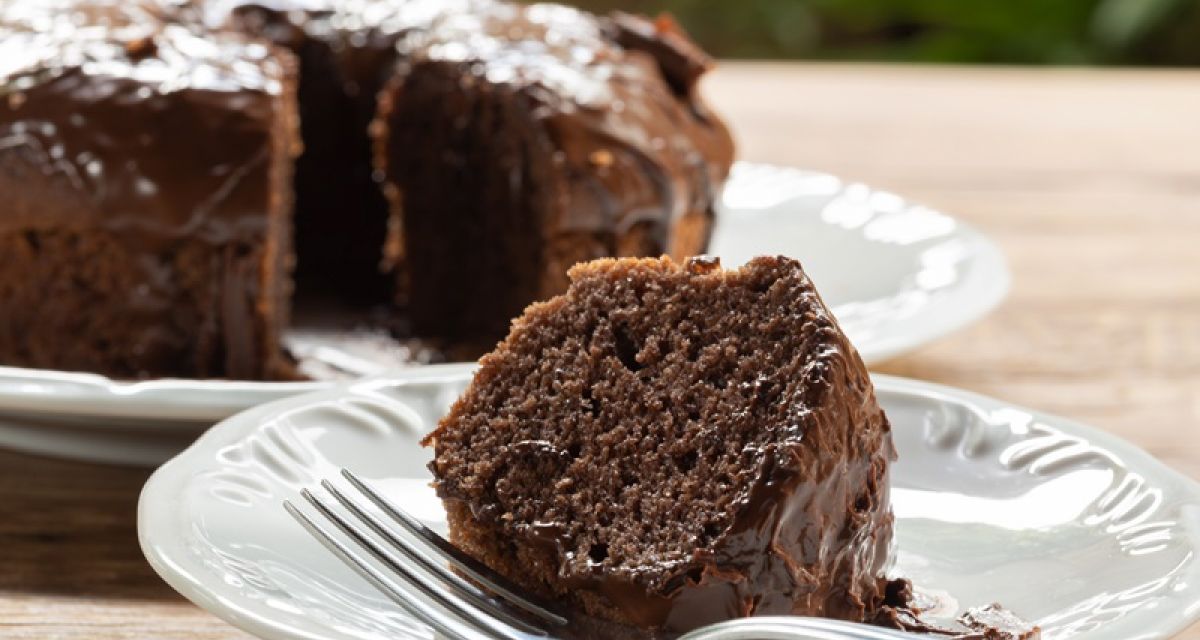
[
  {"xmin": 423, "ymin": 256, "xmax": 896, "ymax": 633},
  {"xmin": 0, "ymin": 0, "xmax": 300, "ymax": 379},
  {"xmin": 0, "ymin": 0, "xmax": 733, "ymax": 379}
]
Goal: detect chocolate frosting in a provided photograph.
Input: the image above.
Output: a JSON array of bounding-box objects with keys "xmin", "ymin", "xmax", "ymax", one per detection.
[
  {"xmin": 0, "ymin": 0, "xmax": 732, "ymax": 253},
  {"xmin": 391, "ymin": 2, "xmax": 734, "ymax": 249},
  {"xmin": 0, "ymin": 0, "xmax": 295, "ymax": 246},
  {"xmin": 202, "ymin": 0, "xmax": 484, "ymax": 99}
]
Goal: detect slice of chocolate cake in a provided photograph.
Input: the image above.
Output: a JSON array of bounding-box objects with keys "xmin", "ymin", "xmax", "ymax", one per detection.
[
  {"xmin": 423, "ymin": 256, "xmax": 895, "ymax": 633},
  {"xmin": 375, "ymin": 6, "xmax": 735, "ymax": 344},
  {"xmin": 0, "ymin": 0, "xmax": 301, "ymax": 379}
]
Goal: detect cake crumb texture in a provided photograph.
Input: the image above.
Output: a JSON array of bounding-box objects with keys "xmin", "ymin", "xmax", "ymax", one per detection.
[{"xmin": 425, "ymin": 255, "xmax": 896, "ymax": 632}]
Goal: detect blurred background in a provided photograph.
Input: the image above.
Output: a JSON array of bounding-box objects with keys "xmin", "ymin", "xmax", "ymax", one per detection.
[{"xmin": 563, "ymin": 0, "xmax": 1200, "ymax": 65}]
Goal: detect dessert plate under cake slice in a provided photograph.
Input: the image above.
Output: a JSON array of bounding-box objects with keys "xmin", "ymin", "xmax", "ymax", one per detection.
[
  {"xmin": 0, "ymin": 163, "xmax": 1009, "ymax": 464},
  {"xmin": 139, "ymin": 366, "xmax": 1200, "ymax": 640}
]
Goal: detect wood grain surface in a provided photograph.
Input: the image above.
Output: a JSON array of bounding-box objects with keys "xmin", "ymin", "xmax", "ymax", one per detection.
[{"xmin": 1, "ymin": 62, "xmax": 1198, "ymax": 639}]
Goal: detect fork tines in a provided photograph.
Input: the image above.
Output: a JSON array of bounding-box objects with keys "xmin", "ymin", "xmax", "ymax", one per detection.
[{"xmin": 284, "ymin": 469, "xmax": 568, "ymax": 640}]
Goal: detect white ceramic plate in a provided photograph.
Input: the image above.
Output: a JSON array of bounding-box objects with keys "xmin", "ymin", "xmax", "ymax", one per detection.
[
  {"xmin": 712, "ymin": 163, "xmax": 1009, "ymax": 362},
  {"xmin": 0, "ymin": 162, "xmax": 1009, "ymax": 463},
  {"xmin": 140, "ymin": 367, "xmax": 1200, "ymax": 640}
]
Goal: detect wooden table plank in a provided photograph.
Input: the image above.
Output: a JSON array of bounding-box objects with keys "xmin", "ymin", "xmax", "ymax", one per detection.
[
  {"xmin": 0, "ymin": 451, "xmax": 254, "ymax": 638},
  {"xmin": 2, "ymin": 62, "xmax": 1198, "ymax": 638}
]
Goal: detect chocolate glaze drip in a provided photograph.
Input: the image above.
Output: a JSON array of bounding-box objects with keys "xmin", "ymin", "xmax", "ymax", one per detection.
[{"xmin": 875, "ymin": 582, "xmax": 1040, "ymax": 640}]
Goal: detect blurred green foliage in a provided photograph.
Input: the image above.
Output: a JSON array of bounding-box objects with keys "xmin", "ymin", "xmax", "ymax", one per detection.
[{"xmin": 564, "ymin": 0, "xmax": 1200, "ymax": 64}]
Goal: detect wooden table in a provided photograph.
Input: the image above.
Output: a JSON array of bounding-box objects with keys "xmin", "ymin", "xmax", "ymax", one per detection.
[{"xmin": 2, "ymin": 63, "xmax": 1198, "ymax": 638}]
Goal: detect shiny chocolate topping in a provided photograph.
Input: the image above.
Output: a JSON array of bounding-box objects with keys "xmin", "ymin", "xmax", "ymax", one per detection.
[
  {"xmin": 202, "ymin": 0, "xmax": 488, "ymax": 90},
  {"xmin": 394, "ymin": 2, "xmax": 734, "ymax": 252},
  {"xmin": 0, "ymin": 0, "xmax": 296, "ymax": 245}
]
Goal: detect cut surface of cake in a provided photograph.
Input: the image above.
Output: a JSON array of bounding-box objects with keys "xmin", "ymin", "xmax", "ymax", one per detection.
[
  {"xmin": 423, "ymin": 255, "xmax": 896, "ymax": 633},
  {"xmin": 207, "ymin": 0, "xmax": 490, "ymax": 303},
  {"xmin": 0, "ymin": 0, "xmax": 734, "ymax": 380}
]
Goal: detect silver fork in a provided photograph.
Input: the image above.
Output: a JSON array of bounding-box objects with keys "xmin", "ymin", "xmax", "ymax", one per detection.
[{"xmin": 284, "ymin": 469, "xmax": 916, "ymax": 640}]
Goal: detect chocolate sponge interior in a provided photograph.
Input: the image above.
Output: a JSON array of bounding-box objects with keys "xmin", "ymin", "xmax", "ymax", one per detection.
[
  {"xmin": 378, "ymin": 60, "xmax": 548, "ymax": 342},
  {"xmin": 426, "ymin": 256, "xmax": 846, "ymax": 591}
]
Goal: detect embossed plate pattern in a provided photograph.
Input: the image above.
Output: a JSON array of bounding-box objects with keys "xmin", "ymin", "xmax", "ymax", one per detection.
[
  {"xmin": 0, "ymin": 162, "xmax": 1008, "ymax": 448},
  {"xmin": 140, "ymin": 367, "xmax": 1200, "ymax": 640}
]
